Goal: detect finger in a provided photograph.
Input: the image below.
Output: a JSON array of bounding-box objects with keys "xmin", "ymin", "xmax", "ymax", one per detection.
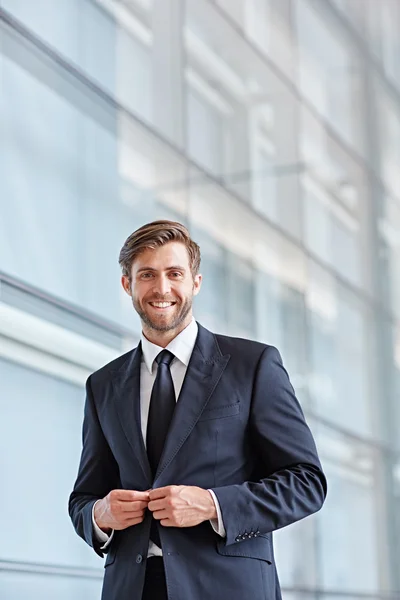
[
  {"xmin": 119, "ymin": 500, "xmax": 148, "ymax": 512},
  {"xmin": 148, "ymin": 499, "xmax": 166, "ymax": 512},
  {"xmin": 120, "ymin": 510, "xmax": 146, "ymax": 521},
  {"xmin": 160, "ymin": 518, "xmax": 174, "ymax": 527},
  {"xmin": 125, "ymin": 516, "xmax": 144, "ymax": 527},
  {"xmin": 114, "ymin": 490, "xmax": 150, "ymax": 502},
  {"xmin": 148, "ymin": 486, "xmax": 173, "ymax": 501},
  {"xmin": 152, "ymin": 510, "xmax": 169, "ymax": 521}
]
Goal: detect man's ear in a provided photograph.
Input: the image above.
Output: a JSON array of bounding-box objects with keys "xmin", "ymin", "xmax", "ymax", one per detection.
[
  {"xmin": 121, "ymin": 275, "xmax": 132, "ymax": 296},
  {"xmin": 193, "ymin": 273, "xmax": 202, "ymax": 296}
]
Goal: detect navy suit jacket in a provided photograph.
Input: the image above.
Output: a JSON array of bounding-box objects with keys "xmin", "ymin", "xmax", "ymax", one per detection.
[{"xmin": 69, "ymin": 323, "xmax": 327, "ymax": 600}]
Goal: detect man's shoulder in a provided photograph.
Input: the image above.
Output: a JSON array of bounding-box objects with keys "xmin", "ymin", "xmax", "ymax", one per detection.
[
  {"xmin": 90, "ymin": 347, "xmax": 136, "ymax": 383},
  {"xmin": 213, "ymin": 330, "xmax": 270, "ymax": 359}
]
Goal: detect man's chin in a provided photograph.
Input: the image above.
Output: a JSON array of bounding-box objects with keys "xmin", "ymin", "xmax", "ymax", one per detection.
[
  {"xmin": 143, "ymin": 312, "xmax": 180, "ymax": 333},
  {"xmin": 134, "ymin": 299, "xmax": 192, "ymax": 333}
]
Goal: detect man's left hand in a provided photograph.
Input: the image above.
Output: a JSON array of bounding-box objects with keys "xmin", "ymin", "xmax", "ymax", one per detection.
[{"xmin": 148, "ymin": 485, "xmax": 217, "ymax": 527}]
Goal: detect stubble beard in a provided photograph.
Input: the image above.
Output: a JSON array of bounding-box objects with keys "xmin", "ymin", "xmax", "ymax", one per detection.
[{"xmin": 132, "ymin": 295, "xmax": 193, "ymax": 333}]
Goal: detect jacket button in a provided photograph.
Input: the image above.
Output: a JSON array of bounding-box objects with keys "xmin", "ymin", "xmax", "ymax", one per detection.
[
  {"xmin": 235, "ymin": 536, "xmax": 240, "ymax": 542},
  {"xmin": 136, "ymin": 554, "xmax": 143, "ymax": 564}
]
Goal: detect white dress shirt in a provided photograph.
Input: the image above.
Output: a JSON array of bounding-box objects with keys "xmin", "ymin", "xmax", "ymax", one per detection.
[{"xmin": 92, "ymin": 318, "xmax": 225, "ymax": 555}]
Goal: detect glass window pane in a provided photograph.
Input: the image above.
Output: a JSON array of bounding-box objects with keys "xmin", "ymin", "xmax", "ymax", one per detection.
[
  {"xmin": 367, "ymin": 0, "xmax": 400, "ymax": 88},
  {"xmin": 299, "ymin": 108, "xmax": 366, "ymax": 290},
  {"xmin": 306, "ymin": 263, "xmax": 374, "ymax": 440},
  {"xmin": 379, "ymin": 195, "xmax": 400, "ymax": 321},
  {"xmin": 0, "ymin": 358, "xmax": 100, "ymax": 568},
  {"xmin": 0, "ymin": 571, "xmax": 102, "ymax": 600},
  {"xmin": 377, "ymin": 85, "xmax": 400, "ymax": 202},
  {"xmin": 189, "ymin": 227, "xmax": 228, "ymax": 333},
  {"xmin": 315, "ymin": 425, "xmax": 380, "ymax": 592},
  {"xmin": 295, "ymin": 0, "xmax": 362, "ymax": 151},
  {"xmin": 274, "ymin": 515, "xmax": 318, "ymax": 589},
  {"xmin": 184, "ymin": 0, "xmax": 302, "ymax": 240},
  {"xmin": 216, "ymin": 0, "xmax": 295, "ymax": 79}
]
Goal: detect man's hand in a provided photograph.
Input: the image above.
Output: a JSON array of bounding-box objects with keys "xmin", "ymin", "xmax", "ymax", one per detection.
[
  {"xmin": 148, "ymin": 486, "xmax": 217, "ymax": 528},
  {"xmin": 94, "ymin": 489, "xmax": 149, "ymax": 534}
]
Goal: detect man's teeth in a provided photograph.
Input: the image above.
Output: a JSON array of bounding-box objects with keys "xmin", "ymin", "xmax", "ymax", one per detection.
[{"xmin": 150, "ymin": 302, "xmax": 174, "ymax": 308}]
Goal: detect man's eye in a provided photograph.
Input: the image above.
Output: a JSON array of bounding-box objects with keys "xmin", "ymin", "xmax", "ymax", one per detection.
[
  {"xmin": 171, "ymin": 272, "xmax": 182, "ymax": 278},
  {"xmin": 141, "ymin": 273, "xmax": 153, "ymax": 279}
]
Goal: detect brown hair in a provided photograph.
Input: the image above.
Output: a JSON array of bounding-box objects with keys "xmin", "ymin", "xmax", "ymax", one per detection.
[{"xmin": 119, "ymin": 220, "xmax": 201, "ymax": 280}]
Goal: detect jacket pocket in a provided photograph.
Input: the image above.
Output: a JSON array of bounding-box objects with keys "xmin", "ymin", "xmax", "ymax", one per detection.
[
  {"xmin": 198, "ymin": 402, "xmax": 240, "ymax": 421},
  {"xmin": 216, "ymin": 535, "xmax": 272, "ymax": 564}
]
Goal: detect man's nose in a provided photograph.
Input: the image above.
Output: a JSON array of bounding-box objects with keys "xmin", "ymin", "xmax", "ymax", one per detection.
[{"xmin": 154, "ymin": 275, "xmax": 171, "ymax": 296}]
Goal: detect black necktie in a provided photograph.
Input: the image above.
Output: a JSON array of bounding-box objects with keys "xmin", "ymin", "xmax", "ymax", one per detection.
[{"xmin": 146, "ymin": 349, "xmax": 176, "ymax": 547}]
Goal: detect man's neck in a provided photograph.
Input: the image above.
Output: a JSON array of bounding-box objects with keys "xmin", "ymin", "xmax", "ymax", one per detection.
[{"xmin": 142, "ymin": 317, "xmax": 193, "ymax": 348}]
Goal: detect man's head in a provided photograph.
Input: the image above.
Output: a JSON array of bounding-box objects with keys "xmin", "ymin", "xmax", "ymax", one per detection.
[{"xmin": 119, "ymin": 220, "xmax": 202, "ymax": 340}]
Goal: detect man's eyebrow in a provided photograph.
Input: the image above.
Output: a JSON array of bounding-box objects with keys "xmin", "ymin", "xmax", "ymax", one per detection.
[
  {"xmin": 136, "ymin": 267, "xmax": 156, "ymax": 273},
  {"xmin": 136, "ymin": 265, "xmax": 186, "ymax": 273}
]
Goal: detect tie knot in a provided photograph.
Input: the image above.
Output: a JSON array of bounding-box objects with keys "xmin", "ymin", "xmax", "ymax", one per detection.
[{"xmin": 155, "ymin": 349, "xmax": 175, "ymax": 367}]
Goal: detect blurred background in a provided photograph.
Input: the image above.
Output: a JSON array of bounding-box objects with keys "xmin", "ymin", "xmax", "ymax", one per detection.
[{"xmin": 0, "ymin": 0, "xmax": 399, "ymax": 598}]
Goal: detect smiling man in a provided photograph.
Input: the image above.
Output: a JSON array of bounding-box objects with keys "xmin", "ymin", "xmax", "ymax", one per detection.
[
  {"xmin": 129, "ymin": 240, "xmax": 200, "ymax": 343},
  {"xmin": 69, "ymin": 220, "xmax": 327, "ymax": 600}
]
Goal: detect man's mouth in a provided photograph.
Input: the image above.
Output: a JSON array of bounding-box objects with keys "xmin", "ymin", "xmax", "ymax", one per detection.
[{"xmin": 148, "ymin": 301, "xmax": 177, "ymax": 310}]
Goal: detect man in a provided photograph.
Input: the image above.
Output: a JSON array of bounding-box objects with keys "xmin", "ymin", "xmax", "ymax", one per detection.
[{"xmin": 69, "ymin": 220, "xmax": 327, "ymax": 600}]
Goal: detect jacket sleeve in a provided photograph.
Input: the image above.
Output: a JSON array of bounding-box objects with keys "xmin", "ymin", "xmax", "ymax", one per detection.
[
  {"xmin": 211, "ymin": 345, "xmax": 327, "ymax": 546},
  {"xmin": 68, "ymin": 375, "xmax": 120, "ymax": 557}
]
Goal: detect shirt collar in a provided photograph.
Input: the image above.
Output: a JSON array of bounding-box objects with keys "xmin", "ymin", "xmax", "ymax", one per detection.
[{"xmin": 141, "ymin": 318, "xmax": 198, "ymax": 374}]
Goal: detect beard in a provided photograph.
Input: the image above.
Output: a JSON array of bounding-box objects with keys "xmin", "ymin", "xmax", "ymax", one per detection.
[{"xmin": 132, "ymin": 293, "xmax": 193, "ymax": 333}]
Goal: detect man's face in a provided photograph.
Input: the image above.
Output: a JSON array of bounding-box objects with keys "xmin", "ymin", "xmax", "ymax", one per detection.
[{"xmin": 123, "ymin": 242, "xmax": 202, "ymax": 334}]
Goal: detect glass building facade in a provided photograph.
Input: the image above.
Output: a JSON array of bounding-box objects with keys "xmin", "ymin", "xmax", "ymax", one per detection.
[{"xmin": 0, "ymin": 0, "xmax": 399, "ymax": 598}]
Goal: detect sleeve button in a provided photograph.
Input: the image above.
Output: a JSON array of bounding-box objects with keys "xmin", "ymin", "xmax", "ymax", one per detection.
[{"xmin": 136, "ymin": 554, "xmax": 143, "ymax": 564}]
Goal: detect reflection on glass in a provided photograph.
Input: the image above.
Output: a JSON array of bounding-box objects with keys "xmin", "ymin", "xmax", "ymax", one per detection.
[
  {"xmin": 0, "ymin": 571, "xmax": 102, "ymax": 600},
  {"xmin": 378, "ymin": 195, "xmax": 400, "ymax": 320},
  {"xmin": 295, "ymin": 0, "xmax": 360, "ymax": 149},
  {"xmin": 299, "ymin": 108, "xmax": 364, "ymax": 289},
  {"xmin": 184, "ymin": 0, "xmax": 299, "ymax": 241},
  {"xmin": 315, "ymin": 426, "xmax": 379, "ymax": 592},
  {"xmin": 378, "ymin": 88, "xmax": 400, "ymax": 201},
  {"xmin": 367, "ymin": 0, "xmax": 400, "ymax": 87},
  {"xmin": 0, "ymin": 359, "xmax": 100, "ymax": 568},
  {"xmin": 306, "ymin": 263, "xmax": 372, "ymax": 439},
  {"xmin": 191, "ymin": 227, "xmax": 228, "ymax": 334}
]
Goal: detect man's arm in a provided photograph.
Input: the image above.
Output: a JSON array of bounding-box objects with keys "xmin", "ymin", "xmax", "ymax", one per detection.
[
  {"xmin": 68, "ymin": 375, "xmax": 120, "ymax": 558},
  {"xmin": 211, "ymin": 346, "xmax": 327, "ymax": 546}
]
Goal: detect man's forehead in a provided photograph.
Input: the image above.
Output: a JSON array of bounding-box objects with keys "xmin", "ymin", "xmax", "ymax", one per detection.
[{"xmin": 133, "ymin": 243, "xmax": 190, "ymax": 270}]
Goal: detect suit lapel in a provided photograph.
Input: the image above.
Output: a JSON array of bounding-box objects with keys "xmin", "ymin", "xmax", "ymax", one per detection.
[
  {"xmin": 111, "ymin": 343, "xmax": 152, "ymax": 486},
  {"xmin": 110, "ymin": 324, "xmax": 230, "ymax": 486},
  {"xmin": 155, "ymin": 324, "xmax": 230, "ymax": 481}
]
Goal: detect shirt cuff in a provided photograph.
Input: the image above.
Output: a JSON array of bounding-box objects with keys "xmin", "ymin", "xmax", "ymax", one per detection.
[
  {"xmin": 92, "ymin": 500, "xmax": 114, "ymax": 550},
  {"xmin": 207, "ymin": 489, "xmax": 226, "ymax": 537}
]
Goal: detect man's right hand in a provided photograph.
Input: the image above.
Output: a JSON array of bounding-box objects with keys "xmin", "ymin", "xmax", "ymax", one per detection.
[{"xmin": 94, "ymin": 489, "xmax": 150, "ymax": 534}]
